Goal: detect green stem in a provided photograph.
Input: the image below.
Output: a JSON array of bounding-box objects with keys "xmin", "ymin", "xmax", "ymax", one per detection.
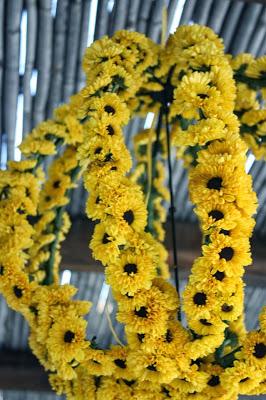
[
  {"xmin": 42, "ymin": 165, "xmax": 81, "ymax": 285},
  {"xmin": 146, "ymin": 108, "xmax": 163, "ymax": 233},
  {"xmin": 234, "ymin": 72, "xmax": 266, "ymax": 90}
]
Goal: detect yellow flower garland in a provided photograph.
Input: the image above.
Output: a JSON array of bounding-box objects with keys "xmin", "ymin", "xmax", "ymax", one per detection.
[{"xmin": 0, "ymin": 25, "xmax": 265, "ymax": 399}]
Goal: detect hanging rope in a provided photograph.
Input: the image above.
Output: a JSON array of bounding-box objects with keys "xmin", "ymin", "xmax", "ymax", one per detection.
[{"xmin": 105, "ymin": 306, "xmax": 125, "ymax": 347}]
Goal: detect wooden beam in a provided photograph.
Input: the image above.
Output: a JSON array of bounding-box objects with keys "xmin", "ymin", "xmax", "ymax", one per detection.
[
  {"xmin": 0, "ymin": 350, "xmax": 50, "ymax": 391},
  {"xmin": 61, "ymin": 218, "xmax": 266, "ymax": 286}
]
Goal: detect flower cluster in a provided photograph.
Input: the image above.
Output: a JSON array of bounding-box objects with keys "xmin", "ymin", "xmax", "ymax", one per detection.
[
  {"xmin": 132, "ymin": 127, "xmax": 169, "ymax": 246},
  {"xmin": 231, "ymin": 53, "xmax": 266, "ymax": 159},
  {"xmin": 0, "ymin": 105, "xmax": 92, "ymax": 381},
  {"xmin": 0, "ymin": 25, "xmax": 265, "ymax": 400}
]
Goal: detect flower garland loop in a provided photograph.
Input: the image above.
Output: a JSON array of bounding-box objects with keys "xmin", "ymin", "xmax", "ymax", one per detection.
[{"xmin": 0, "ymin": 25, "xmax": 266, "ymax": 399}]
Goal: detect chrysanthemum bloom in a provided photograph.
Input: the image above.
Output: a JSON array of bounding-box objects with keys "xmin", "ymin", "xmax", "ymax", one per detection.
[
  {"xmin": 109, "ymin": 346, "xmax": 135, "ymax": 380},
  {"xmin": 189, "ymin": 160, "xmax": 253, "ymax": 206},
  {"xmin": 84, "ymin": 347, "xmax": 114, "ymax": 376},
  {"xmin": 187, "ymin": 312, "xmax": 227, "ymax": 336},
  {"xmin": 106, "ymin": 249, "xmax": 156, "ymax": 295},
  {"xmin": 190, "ymin": 256, "xmax": 239, "ymax": 295},
  {"xmin": 221, "ymin": 360, "xmax": 263, "ymax": 395},
  {"xmin": 199, "ymin": 363, "xmax": 238, "ymax": 400},
  {"xmin": 46, "ymin": 312, "xmax": 88, "ymax": 369},
  {"xmin": 90, "ymin": 221, "xmax": 126, "ymax": 265},
  {"xmin": 184, "ymin": 332, "xmax": 224, "ymax": 360},
  {"xmin": 183, "ymin": 281, "xmax": 219, "ymax": 320},
  {"xmin": 172, "ymin": 117, "xmax": 226, "ymax": 147},
  {"xmin": 239, "ymin": 331, "xmax": 266, "ymax": 370},
  {"xmin": 170, "ymin": 365, "xmax": 209, "ymax": 395},
  {"xmin": 117, "ymin": 286, "xmax": 171, "ymax": 337},
  {"xmin": 246, "ymin": 55, "xmax": 266, "ymax": 78},
  {"xmin": 170, "ymin": 71, "xmax": 225, "ymax": 120},
  {"xmin": 127, "ymin": 349, "xmax": 180, "ymax": 384},
  {"xmin": 195, "ymin": 199, "xmax": 242, "ymax": 232},
  {"xmin": 1, "ymin": 271, "xmax": 37, "ymax": 312},
  {"xmin": 202, "ymin": 234, "xmax": 251, "ymax": 277}
]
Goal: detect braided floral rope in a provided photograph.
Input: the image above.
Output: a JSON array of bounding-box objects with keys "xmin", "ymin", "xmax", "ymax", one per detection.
[{"xmin": 0, "ymin": 25, "xmax": 265, "ymax": 400}]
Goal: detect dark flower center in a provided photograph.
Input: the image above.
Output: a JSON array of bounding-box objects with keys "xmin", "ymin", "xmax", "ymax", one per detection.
[
  {"xmin": 208, "ymin": 375, "xmax": 220, "ymax": 387},
  {"xmin": 191, "ymin": 358, "xmax": 202, "ymax": 367},
  {"xmin": 213, "ymin": 271, "xmax": 225, "ymax": 281},
  {"xmin": 94, "ymin": 147, "xmax": 102, "ymax": 154},
  {"xmin": 219, "ymin": 247, "xmax": 234, "ymax": 261},
  {"xmin": 107, "ymin": 125, "xmax": 114, "ymax": 135},
  {"xmin": 198, "ymin": 93, "xmax": 208, "ymax": 99},
  {"xmin": 221, "ymin": 303, "xmax": 233, "ymax": 312},
  {"xmin": 135, "ymin": 306, "xmax": 148, "ymax": 318},
  {"xmin": 124, "ymin": 263, "xmax": 137, "ymax": 275},
  {"xmin": 102, "ymin": 233, "xmax": 111, "ymax": 244},
  {"xmin": 137, "ymin": 333, "xmax": 145, "ymax": 342},
  {"xmin": 220, "ymin": 229, "xmax": 230, "ymax": 236},
  {"xmin": 147, "ymin": 364, "xmax": 157, "ymax": 371},
  {"xmin": 94, "ymin": 376, "xmax": 101, "ymax": 388},
  {"xmin": 114, "ymin": 358, "xmax": 126, "ymax": 369},
  {"xmin": 45, "ymin": 195, "xmax": 51, "ymax": 202},
  {"xmin": 240, "ymin": 377, "xmax": 249, "ymax": 383},
  {"xmin": 0, "ymin": 265, "xmax": 4, "ymax": 275},
  {"xmin": 64, "ymin": 330, "xmax": 75, "ymax": 343},
  {"xmin": 162, "ymin": 387, "xmax": 171, "ymax": 397},
  {"xmin": 207, "ymin": 177, "xmax": 222, "ymax": 190},
  {"xmin": 53, "ymin": 180, "xmax": 60, "ymax": 188},
  {"xmin": 111, "ymin": 166, "xmax": 117, "ymax": 171},
  {"xmin": 123, "ymin": 210, "xmax": 134, "ymax": 225},
  {"xmin": 193, "ymin": 292, "xmax": 207, "ymax": 306},
  {"xmin": 104, "ymin": 105, "xmax": 115, "ymax": 114},
  {"xmin": 208, "ymin": 210, "xmax": 224, "ymax": 221},
  {"xmin": 200, "ymin": 318, "xmax": 212, "ymax": 326},
  {"xmin": 13, "ymin": 286, "xmax": 23, "ymax": 298},
  {"xmin": 29, "ymin": 306, "xmax": 38, "ymax": 315},
  {"xmin": 104, "ymin": 153, "xmax": 113, "ymax": 162},
  {"xmin": 165, "ymin": 329, "xmax": 173, "ymax": 343},
  {"xmin": 123, "ymin": 379, "xmax": 135, "ymax": 387},
  {"xmin": 253, "ymin": 342, "xmax": 266, "ymax": 359}
]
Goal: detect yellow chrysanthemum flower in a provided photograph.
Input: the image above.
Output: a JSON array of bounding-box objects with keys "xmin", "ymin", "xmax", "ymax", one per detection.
[
  {"xmin": 106, "ymin": 249, "xmax": 156, "ymax": 295},
  {"xmin": 239, "ymin": 331, "xmax": 266, "ymax": 370},
  {"xmin": 246, "ymin": 55, "xmax": 266, "ymax": 78}
]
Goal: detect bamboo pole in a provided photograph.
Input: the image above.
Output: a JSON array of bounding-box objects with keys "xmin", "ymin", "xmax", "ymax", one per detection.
[
  {"xmin": 207, "ymin": 0, "xmax": 230, "ymax": 34},
  {"xmin": 46, "ymin": 0, "xmax": 69, "ymax": 118},
  {"xmin": 137, "ymin": 1, "xmax": 153, "ymax": 34},
  {"xmin": 220, "ymin": 1, "xmax": 244, "ymax": 51},
  {"xmin": 179, "ymin": 0, "xmax": 197, "ymax": 26},
  {"xmin": 192, "ymin": 0, "xmax": 213, "ymax": 26},
  {"xmin": 75, "ymin": 0, "xmax": 91, "ymax": 92},
  {"xmin": 32, "ymin": 0, "xmax": 52, "ymax": 126},
  {"xmin": 62, "ymin": 0, "xmax": 82, "ymax": 103},
  {"xmin": 147, "ymin": 0, "xmax": 164, "ymax": 41},
  {"xmin": 247, "ymin": 8, "xmax": 266, "ymax": 55},
  {"xmin": 126, "ymin": 0, "xmax": 140, "ymax": 30},
  {"xmin": 4, "ymin": 0, "xmax": 23, "ymax": 160},
  {"xmin": 23, "ymin": 0, "xmax": 37, "ymax": 137},
  {"xmin": 229, "ymin": 3, "xmax": 263, "ymax": 55},
  {"xmin": 0, "ymin": 0, "xmax": 5, "ymax": 164},
  {"xmin": 94, "ymin": 0, "xmax": 109, "ymax": 40},
  {"xmin": 257, "ymin": 31, "xmax": 266, "ymax": 56},
  {"xmin": 167, "ymin": 0, "xmax": 179, "ymax": 33},
  {"xmin": 109, "ymin": 0, "xmax": 129, "ymax": 36}
]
